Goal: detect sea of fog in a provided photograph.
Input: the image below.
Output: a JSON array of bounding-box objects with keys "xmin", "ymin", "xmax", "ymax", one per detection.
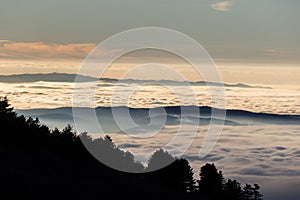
[
  {"xmin": 0, "ymin": 77, "xmax": 299, "ymax": 114},
  {"xmin": 0, "ymin": 75, "xmax": 300, "ymax": 200}
]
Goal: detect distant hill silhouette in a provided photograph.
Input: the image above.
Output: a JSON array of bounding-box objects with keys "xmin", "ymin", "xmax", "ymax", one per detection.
[
  {"xmin": 0, "ymin": 72, "xmax": 98, "ymax": 83},
  {"xmin": 0, "ymin": 96, "xmax": 263, "ymax": 200},
  {"xmin": 0, "ymin": 73, "xmax": 271, "ymax": 89},
  {"xmin": 17, "ymin": 106, "xmax": 300, "ymax": 133}
]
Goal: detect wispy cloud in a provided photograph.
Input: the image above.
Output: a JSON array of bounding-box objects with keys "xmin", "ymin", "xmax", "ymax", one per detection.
[
  {"xmin": 263, "ymin": 49, "xmax": 281, "ymax": 56},
  {"xmin": 0, "ymin": 40, "xmax": 14, "ymax": 43},
  {"xmin": 211, "ymin": 1, "xmax": 234, "ymax": 12},
  {"xmin": 0, "ymin": 41, "xmax": 120, "ymax": 60}
]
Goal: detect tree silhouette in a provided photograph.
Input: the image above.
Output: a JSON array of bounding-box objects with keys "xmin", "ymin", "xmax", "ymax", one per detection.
[
  {"xmin": 0, "ymin": 96, "xmax": 14, "ymax": 113},
  {"xmin": 0, "ymin": 96, "xmax": 16, "ymax": 119},
  {"xmin": 174, "ymin": 158, "xmax": 196, "ymax": 193},
  {"xmin": 79, "ymin": 133, "xmax": 144, "ymax": 172},
  {"xmin": 243, "ymin": 184, "xmax": 254, "ymax": 200},
  {"xmin": 253, "ymin": 184, "xmax": 263, "ymax": 200},
  {"xmin": 146, "ymin": 150, "xmax": 195, "ymax": 194},
  {"xmin": 146, "ymin": 148, "xmax": 175, "ymax": 172},
  {"xmin": 197, "ymin": 163, "xmax": 224, "ymax": 195},
  {"xmin": 243, "ymin": 183, "xmax": 263, "ymax": 200},
  {"xmin": 224, "ymin": 179, "xmax": 244, "ymax": 200}
]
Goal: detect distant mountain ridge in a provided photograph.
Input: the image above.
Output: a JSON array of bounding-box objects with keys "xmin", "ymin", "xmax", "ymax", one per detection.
[
  {"xmin": 0, "ymin": 73, "xmax": 271, "ymax": 88},
  {"xmin": 17, "ymin": 105, "xmax": 300, "ymax": 121},
  {"xmin": 16, "ymin": 106, "xmax": 300, "ymax": 133},
  {"xmin": 0, "ymin": 72, "xmax": 97, "ymax": 83}
]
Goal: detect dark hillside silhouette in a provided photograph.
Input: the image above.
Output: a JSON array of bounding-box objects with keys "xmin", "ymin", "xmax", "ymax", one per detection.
[{"xmin": 0, "ymin": 96, "xmax": 262, "ymax": 199}]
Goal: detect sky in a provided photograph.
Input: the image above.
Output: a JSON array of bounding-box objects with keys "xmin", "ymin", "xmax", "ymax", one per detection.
[
  {"xmin": 0, "ymin": 0, "xmax": 299, "ymax": 84},
  {"xmin": 1, "ymin": 0, "xmax": 299, "ymax": 62}
]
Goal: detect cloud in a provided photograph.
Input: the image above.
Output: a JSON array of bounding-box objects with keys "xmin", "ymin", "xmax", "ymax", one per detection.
[
  {"xmin": 0, "ymin": 40, "xmax": 14, "ymax": 43},
  {"xmin": 211, "ymin": 1, "xmax": 234, "ymax": 12},
  {"xmin": 263, "ymin": 49, "xmax": 281, "ymax": 56},
  {"xmin": 0, "ymin": 41, "xmax": 120, "ymax": 60},
  {"xmin": 239, "ymin": 167, "xmax": 272, "ymax": 176}
]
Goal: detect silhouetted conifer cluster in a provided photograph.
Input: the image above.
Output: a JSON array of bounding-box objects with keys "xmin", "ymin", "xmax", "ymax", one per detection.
[{"xmin": 0, "ymin": 96, "xmax": 262, "ymax": 199}]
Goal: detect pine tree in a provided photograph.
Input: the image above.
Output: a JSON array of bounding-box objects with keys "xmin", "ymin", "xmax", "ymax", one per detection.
[
  {"xmin": 146, "ymin": 148, "xmax": 175, "ymax": 172},
  {"xmin": 0, "ymin": 96, "xmax": 16, "ymax": 118},
  {"xmin": 243, "ymin": 184, "xmax": 254, "ymax": 200},
  {"xmin": 224, "ymin": 179, "xmax": 244, "ymax": 200},
  {"xmin": 176, "ymin": 158, "xmax": 196, "ymax": 193},
  {"xmin": 197, "ymin": 163, "xmax": 224, "ymax": 194},
  {"xmin": 253, "ymin": 184, "xmax": 263, "ymax": 200}
]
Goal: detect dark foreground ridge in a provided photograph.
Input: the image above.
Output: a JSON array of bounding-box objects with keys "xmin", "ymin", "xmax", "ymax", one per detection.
[{"xmin": 1, "ymin": 96, "xmax": 263, "ymax": 200}]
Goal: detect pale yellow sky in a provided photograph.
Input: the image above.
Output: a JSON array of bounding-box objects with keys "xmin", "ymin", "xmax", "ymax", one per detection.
[{"xmin": 0, "ymin": 59, "xmax": 299, "ymax": 89}]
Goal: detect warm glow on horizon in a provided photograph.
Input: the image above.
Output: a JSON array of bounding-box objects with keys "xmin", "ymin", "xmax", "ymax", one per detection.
[{"xmin": 0, "ymin": 59, "xmax": 299, "ymax": 88}]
